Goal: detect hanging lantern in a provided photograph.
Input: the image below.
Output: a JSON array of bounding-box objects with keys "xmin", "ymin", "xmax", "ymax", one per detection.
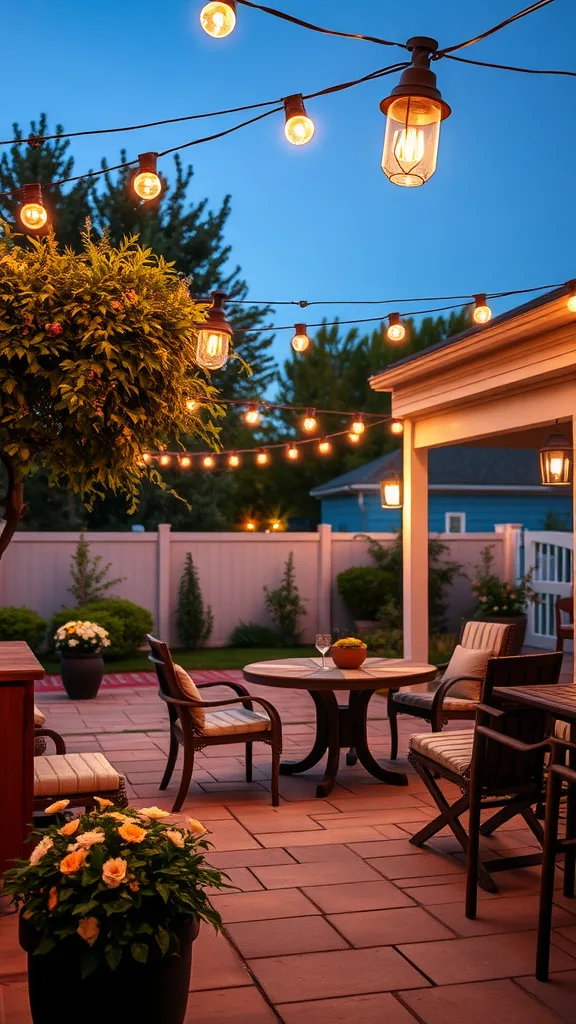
[
  {"xmin": 286, "ymin": 444, "xmax": 300, "ymax": 460},
  {"xmin": 133, "ymin": 153, "xmax": 162, "ymax": 201},
  {"xmin": 318, "ymin": 438, "xmax": 332, "ymax": 454},
  {"xmin": 291, "ymin": 324, "xmax": 310, "ymax": 353},
  {"xmin": 244, "ymin": 404, "xmax": 261, "ymax": 426},
  {"xmin": 284, "ymin": 94, "xmax": 315, "ymax": 146},
  {"xmin": 195, "ymin": 290, "xmax": 232, "ymax": 370},
  {"xmin": 200, "ymin": 0, "xmax": 236, "ymax": 37},
  {"xmin": 380, "ymin": 37, "xmax": 451, "ymax": 187},
  {"xmin": 540, "ymin": 429, "xmax": 573, "ymax": 485},
  {"xmin": 348, "ymin": 431, "xmax": 362, "ymax": 444},
  {"xmin": 256, "ymin": 449, "xmax": 269, "ymax": 466},
  {"xmin": 380, "ymin": 474, "xmax": 403, "ymax": 508},
  {"xmin": 386, "ymin": 313, "xmax": 406, "ymax": 343},
  {"xmin": 566, "ymin": 280, "xmax": 576, "ymax": 313},
  {"xmin": 301, "ymin": 409, "xmax": 317, "ymax": 433},
  {"xmin": 19, "ymin": 184, "xmax": 48, "ymax": 232},
  {"xmin": 472, "ymin": 294, "xmax": 492, "ymax": 325},
  {"xmin": 351, "ymin": 415, "xmax": 365, "ymax": 435},
  {"xmin": 390, "ymin": 419, "xmax": 404, "ymax": 435}
]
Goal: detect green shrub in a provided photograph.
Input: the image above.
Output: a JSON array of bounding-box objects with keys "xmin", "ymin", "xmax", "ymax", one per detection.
[
  {"xmin": 69, "ymin": 531, "xmax": 125, "ymax": 604},
  {"xmin": 229, "ymin": 622, "xmax": 280, "ymax": 648},
  {"xmin": 80, "ymin": 599, "xmax": 153, "ymax": 655},
  {"xmin": 264, "ymin": 552, "xmax": 307, "ymax": 647},
  {"xmin": 49, "ymin": 606, "xmax": 125, "ymax": 659},
  {"xmin": 0, "ymin": 606, "xmax": 47, "ymax": 651},
  {"xmin": 177, "ymin": 554, "xmax": 213, "ymax": 650},
  {"xmin": 336, "ymin": 566, "xmax": 396, "ymax": 621}
]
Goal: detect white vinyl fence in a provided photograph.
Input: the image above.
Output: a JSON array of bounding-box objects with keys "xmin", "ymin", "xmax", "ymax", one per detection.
[
  {"xmin": 0, "ymin": 525, "xmax": 504, "ymax": 647},
  {"xmin": 522, "ymin": 530, "xmax": 574, "ymax": 648}
]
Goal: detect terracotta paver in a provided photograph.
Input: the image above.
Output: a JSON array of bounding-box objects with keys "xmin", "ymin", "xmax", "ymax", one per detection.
[
  {"xmin": 328, "ymin": 906, "xmax": 455, "ymax": 947},
  {"xmin": 516, "ymin": 970, "xmax": 576, "ymax": 1022},
  {"xmin": 184, "ymin": 986, "xmax": 278, "ymax": 1023},
  {"xmin": 398, "ymin": 930, "xmax": 576, "ymax": 984},
  {"xmin": 303, "ymin": 879, "xmax": 416, "ymax": 913},
  {"xmin": 401, "ymin": 978, "xmax": 564, "ymax": 1024},
  {"xmin": 226, "ymin": 915, "xmax": 348, "ymax": 957},
  {"xmin": 250, "ymin": 857, "xmax": 382, "ymax": 890},
  {"xmin": 189, "ymin": 926, "xmax": 252, "ymax": 991},
  {"xmin": 429, "ymin": 894, "xmax": 576, "ymax": 937},
  {"xmin": 278, "ymin": 992, "xmax": 418, "ymax": 1023},
  {"xmin": 211, "ymin": 888, "xmax": 320, "ymax": 923}
]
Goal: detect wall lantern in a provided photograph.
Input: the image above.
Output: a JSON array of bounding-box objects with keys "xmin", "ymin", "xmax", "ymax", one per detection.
[
  {"xmin": 380, "ymin": 37, "xmax": 451, "ymax": 187},
  {"xmin": 539, "ymin": 429, "xmax": 573, "ymax": 485},
  {"xmin": 195, "ymin": 290, "xmax": 232, "ymax": 370},
  {"xmin": 380, "ymin": 474, "xmax": 403, "ymax": 508}
]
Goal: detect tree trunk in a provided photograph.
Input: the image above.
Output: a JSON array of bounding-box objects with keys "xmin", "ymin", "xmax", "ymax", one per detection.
[{"xmin": 0, "ymin": 454, "xmax": 27, "ymax": 561}]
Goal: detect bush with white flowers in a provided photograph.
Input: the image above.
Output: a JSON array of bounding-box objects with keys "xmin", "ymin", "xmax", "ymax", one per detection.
[{"xmin": 54, "ymin": 620, "xmax": 111, "ymax": 654}]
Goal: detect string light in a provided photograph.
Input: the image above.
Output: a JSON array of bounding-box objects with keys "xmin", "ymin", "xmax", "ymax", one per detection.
[
  {"xmin": 291, "ymin": 324, "xmax": 311, "ymax": 353},
  {"xmin": 159, "ymin": 455, "xmax": 171, "ymax": 467},
  {"xmin": 348, "ymin": 431, "xmax": 362, "ymax": 444},
  {"xmin": 256, "ymin": 449, "xmax": 270, "ymax": 465},
  {"xmin": 351, "ymin": 415, "xmax": 365, "ymax": 435},
  {"xmin": 245, "ymin": 520, "xmax": 257, "ymax": 531},
  {"xmin": 132, "ymin": 153, "xmax": 162, "ymax": 201},
  {"xmin": 302, "ymin": 409, "xmax": 318, "ymax": 433},
  {"xmin": 386, "ymin": 312, "xmax": 406, "ymax": 343},
  {"xmin": 318, "ymin": 438, "xmax": 332, "ymax": 454},
  {"xmin": 283, "ymin": 94, "xmax": 315, "ymax": 146},
  {"xmin": 244, "ymin": 404, "xmax": 261, "ymax": 426},
  {"xmin": 195, "ymin": 290, "xmax": 232, "ymax": 370},
  {"xmin": 19, "ymin": 184, "xmax": 48, "ymax": 232},
  {"xmin": 473, "ymin": 293, "xmax": 493, "ymax": 325},
  {"xmin": 179, "ymin": 456, "xmax": 193, "ymax": 468},
  {"xmin": 200, "ymin": 1, "xmax": 236, "ymax": 37},
  {"xmin": 142, "ymin": 453, "xmax": 152, "ymax": 464},
  {"xmin": 566, "ymin": 281, "xmax": 576, "ymax": 313},
  {"xmin": 228, "ymin": 452, "xmax": 241, "ymax": 467},
  {"xmin": 286, "ymin": 443, "xmax": 300, "ymax": 460},
  {"xmin": 186, "ymin": 399, "xmax": 199, "ymax": 412},
  {"xmin": 390, "ymin": 419, "xmax": 404, "ymax": 435},
  {"xmin": 203, "ymin": 455, "xmax": 215, "ymax": 468},
  {"xmin": 270, "ymin": 521, "xmax": 281, "ymax": 531}
]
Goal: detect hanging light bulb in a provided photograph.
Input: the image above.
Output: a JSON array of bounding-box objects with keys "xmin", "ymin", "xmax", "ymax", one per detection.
[
  {"xmin": 386, "ymin": 313, "xmax": 406, "ymax": 344},
  {"xmin": 286, "ymin": 443, "xmax": 299, "ymax": 460},
  {"xmin": 380, "ymin": 474, "xmax": 403, "ymax": 508},
  {"xmin": 318, "ymin": 438, "xmax": 332, "ymax": 455},
  {"xmin": 186, "ymin": 399, "xmax": 198, "ymax": 412},
  {"xmin": 283, "ymin": 94, "xmax": 315, "ymax": 146},
  {"xmin": 390, "ymin": 419, "xmax": 404, "ymax": 435},
  {"xmin": 348, "ymin": 431, "xmax": 362, "ymax": 444},
  {"xmin": 245, "ymin": 520, "xmax": 257, "ymax": 531},
  {"xmin": 132, "ymin": 153, "xmax": 162, "ymax": 201},
  {"xmin": 228, "ymin": 452, "xmax": 241, "ymax": 468},
  {"xmin": 142, "ymin": 453, "xmax": 152, "ymax": 465},
  {"xmin": 200, "ymin": 0, "xmax": 236, "ymax": 37},
  {"xmin": 566, "ymin": 281, "xmax": 576, "ymax": 313},
  {"xmin": 256, "ymin": 449, "xmax": 269, "ymax": 466},
  {"xmin": 270, "ymin": 521, "xmax": 281, "ymax": 532},
  {"xmin": 540, "ymin": 427, "xmax": 573, "ymax": 485},
  {"xmin": 380, "ymin": 37, "xmax": 450, "ymax": 187},
  {"xmin": 19, "ymin": 184, "xmax": 48, "ymax": 232},
  {"xmin": 291, "ymin": 324, "xmax": 310, "ymax": 353},
  {"xmin": 301, "ymin": 409, "xmax": 317, "ymax": 433},
  {"xmin": 179, "ymin": 456, "xmax": 192, "ymax": 469},
  {"xmin": 159, "ymin": 454, "xmax": 171, "ymax": 467},
  {"xmin": 203, "ymin": 455, "xmax": 215, "ymax": 469},
  {"xmin": 195, "ymin": 290, "xmax": 232, "ymax": 370},
  {"xmin": 351, "ymin": 415, "xmax": 365, "ymax": 435},
  {"xmin": 244, "ymin": 404, "xmax": 261, "ymax": 427},
  {"xmin": 472, "ymin": 294, "xmax": 492, "ymax": 325}
]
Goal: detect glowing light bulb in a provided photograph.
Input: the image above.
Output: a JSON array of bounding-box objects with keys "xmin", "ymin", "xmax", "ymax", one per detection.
[
  {"xmin": 19, "ymin": 184, "xmax": 48, "ymax": 232},
  {"xmin": 473, "ymin": 294, "xmax": 492, "ymax": 325},
  {"xmin": 159, "ymin": 455, "xmax": 171, "ymax": 467},
  {"xmin": 291, "ymin": 324, "xmax": 310, "ymax": 353},
  {"xmin": 390, "ymin": 419, "xmax": 404, "ymax": 435},
  {"xmin": 244, "ymin": 404, "xmax": 261, "ymax": 426},
  {"xmin": 568, "ymin": 294, "xmax": 576, "ymax": 313},
  {"xmin": 394, "ymin": 126, "xmax": 425, "ymax": 169},
  {"xmin": 133, "ymin": 153, "xmax": 162, "ymax": 201},
  {"xmin": 286, "ymin": 444, "xmax": 299, "ymax": 460},
  {"xmin": 142, "ymin": 453, "xmax": 152, "ymax": 465},
  {"xmin": 284, "ymin": 94, "xmax": 315, "ymax": 146},
  {"xmin": 386, "ymin": 313, "xmax": 406, "ymax": 343},
  {"xmin": 200, "ymin": 1, "xmax": 236, "ymax": 37},
  {"xmin": 318, "ymin": 438, "xmax": 332, "ymax": 454},
  {"xmin": 256, "ymin": 449, "xmax": 269, "ymax": 466},
  {"xmin": 271, "ymin": 521, "xmax": 281, "ymax": 531},
  {"xmin": 195, "ymin": 291, "xmax": 231, "ymax": 370},
  {"xmin": 203, "ymin": 455, "xmax": 215, "ymax": 469},
  {"xmin": 245, "ymin": 520, "xmax": 256, "ymax": 531},
  {"xmin": 381, "ymin": 479, "xmax": 402, "ymax": 508},
  {"xmin": 179, "ymin": 456, "xmax": 192, "ymax": 468},
  {"xmin": 186, "ymin": 399, "xmax": 198, "ymax": 412},
  {"xmin": 302, "ymin": 410, "xmax": 317, "ymax": 433},
  {"xmin": 351, "ymin": 416, "xmax": 365, "ymax": 435},
  {"xmin": 348, "ymin": 432, "xmax": 361, "ymax": 444},
  {"xmin": 228, "ymin": 452, "xmax": 241, "ymax": 468}
]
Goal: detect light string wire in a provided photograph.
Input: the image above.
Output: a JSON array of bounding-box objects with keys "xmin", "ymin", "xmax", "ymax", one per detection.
[
  {"xmin": 191, "ymin": 397, "xmax": 386, "ymax": 417},
  {"xmin": 229, "ymin": 281, "xmax": 562, "ymax": 308},
  {"xmin": 436, "ymin": 0, "xmax": 555, "ymax": 56}
]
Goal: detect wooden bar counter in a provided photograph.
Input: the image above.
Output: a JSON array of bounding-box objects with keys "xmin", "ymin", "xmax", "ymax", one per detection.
[{"xmin": 0, "ymin": 642, "xmax": 45, "ymax": 875}]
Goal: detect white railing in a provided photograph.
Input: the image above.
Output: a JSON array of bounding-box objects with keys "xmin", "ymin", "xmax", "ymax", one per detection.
[{"xmin": 523, "ymin": 530, "xmax": 573, "ymax": 648}]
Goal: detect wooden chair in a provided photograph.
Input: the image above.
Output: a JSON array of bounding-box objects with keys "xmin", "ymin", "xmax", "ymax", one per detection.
[
  {"xmin": 147, "ymin": 635, "xmax": 282, "ymax": 812},
  {"xmin": 33, "ymin": 726, "xmax": 127, "ymax": 812},
  {"xmin": 555, "ymin": 586, "xmax": 574, "ymax": 652},
  {"xmin": 408, "ymin": 652, "xmax": 562, "ymax": 892},
  {"xmin": 387, "ymin": 620, "xmax": 514, "ymax": 759}
]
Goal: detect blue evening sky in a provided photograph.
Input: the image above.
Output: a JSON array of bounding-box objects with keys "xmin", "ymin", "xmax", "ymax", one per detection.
[{"xmin": 2, "ymin": 1, "xmax": 575, "ymax": 367}]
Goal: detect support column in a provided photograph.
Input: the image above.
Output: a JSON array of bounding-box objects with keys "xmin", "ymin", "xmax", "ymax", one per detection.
[
  {"xmin": 402, "ymin": 420, "xmax": 429, "ymax": 663},
  {"xmin": 495, "ymin": 523, "xmax": 523, "ymax": 583},
  {"xmin": 157, "ymin": 523, "xmax": 172, "ymax": 643},
  {"xmin": 317, "ymin": 523, "xmax": 332, "ymax": 634},
  {"xmin": 572, "ymin": 418, "xmax": 576, "ymax": 684}
]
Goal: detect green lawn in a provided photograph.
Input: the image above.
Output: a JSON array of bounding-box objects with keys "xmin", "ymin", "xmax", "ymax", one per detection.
[{"xmin": 40, "ymin": 646, "xmax": 318, "ymax": 675}]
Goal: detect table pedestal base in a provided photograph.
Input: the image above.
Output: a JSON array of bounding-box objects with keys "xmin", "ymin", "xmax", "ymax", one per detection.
[{"xmin": 279, "ymin": 689, "xmax": 408, "ymax": 797}]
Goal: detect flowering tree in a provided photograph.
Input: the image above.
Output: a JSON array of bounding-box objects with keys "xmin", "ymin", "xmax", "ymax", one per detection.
[{"xmin": 0, "ymin": 227, "xmax": 222, "ymax": 557}]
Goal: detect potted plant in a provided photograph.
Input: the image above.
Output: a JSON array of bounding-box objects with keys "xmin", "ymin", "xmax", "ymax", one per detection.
[
  {"xmin": 472, "ymin": 545, "xmax": 536, "ymax": 654},
  {"xmin": 330, "ymin": 637, "xmax": 368, "ymax": 670},
  {"xmin": 54, "ymin": 620, "xmax": 111, "ymax": 699},
  {"xmin": 336, "ymin": 566, "xmax": 396, "ymax": 632},
  {"xmin": 3, "ymin": 802, "xmax": 226, "ymax": 1024}
]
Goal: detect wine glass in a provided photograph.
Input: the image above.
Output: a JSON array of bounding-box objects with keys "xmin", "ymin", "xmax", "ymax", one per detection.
[{"xmin": 315, "ymin": 633, "xmax": 332, "ymax": 671}]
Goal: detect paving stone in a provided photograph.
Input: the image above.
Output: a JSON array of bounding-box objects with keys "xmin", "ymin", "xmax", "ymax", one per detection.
[
  {"xmin": 256, "ymin": 825, "xmax": 389, "ymax": 847},
  {"xmin": 233, "ymin": 814, "xmax": 323, "ymax": 834},
  {"xmin": 368, "ymin": 851, "xmax": 464, "ymax": 880},
  {"xmin": 284, "ymin": 844, "xmax": 367, "ymax": 864},
  {"xmin": 429, "ymin": 894, "xmax": 576, "ymax": 937},
  {"xmin": 400, "ymin": 978, "xmax": 563, "ymax": 1024},
  {"xmin": 302, "ymin": 879, "xmax": 415, "ymax": 914},
  {"xmin": 516, "ymin": 970, "xmax": 576, "ymax": 1022},
  {"xmin": 226, "ymin": 915, "xmax": 348, "ymax": 958},
  {"xmin": 398, "ymin": 930, "xmax": 576, "ymax": 984},
  {"xmin": 211, "ymin": 888, "xmax": 320, "ymax": 923},
  {"xmin": 184, "ymin": 986, "xmax": 277, "ymax": 1023},
  {"xmin": 251, "ymin": 857, "xmax": 382, "ymax": 889},
  {"xmin": 189, "ymin": 926, "xmax": 252, "ymax": 991},
  {"xmin": 203, "ymin": 819, "xmax": 260, "ymax": 851},
  {"xmin": 208, "ymin": 849, "xmax": 294, "ymax": 869},
  {"xmin": 0, "ymin": 980, "xmax": 31, "ymax": 1023},
  {"xmin": 278, "ymin": 992, "xmax": 418, "ymax": 1024},
  {"xmin": 328, "ymin": 906, "xmax": 455, "ymax": 947},
  {"xmin": 0, "ymin": 914, "xmax": 27, "ymax": 978}
]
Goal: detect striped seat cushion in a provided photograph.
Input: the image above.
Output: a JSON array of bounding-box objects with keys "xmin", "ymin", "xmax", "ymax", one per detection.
[
  {"xmin": 394, "ymin": 691, "xmax": 478, "ymax": 713},
  {"xmin": 34, "ymin": 753, "xmax": 120, "ymax": 797},
  {"xmin": 34, "ymin": 705, "xmax": 46, "ymax": 727},
  {"xmin": 409, "ymin": 729, "xmax": 475, "ymax": 777},
  {"xmin": 203, "ymin": 708, "xmax": 270, "ymax": 736}
]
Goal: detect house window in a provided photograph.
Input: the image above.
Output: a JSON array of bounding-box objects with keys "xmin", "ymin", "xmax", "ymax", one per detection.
[{"xmin": 445, "ymin": 512, "xmax": 466, "ymax": 534}]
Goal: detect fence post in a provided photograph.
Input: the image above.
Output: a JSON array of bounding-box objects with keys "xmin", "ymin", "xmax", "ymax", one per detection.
[
  {"xmin": 495, "ymin": 523, "xmax": 522, "ymax": 583},
  {"xmin": 157, "ymin": 524, "xmax": 172, "ymax": 642},
  {"xmin": 317, "ymin": 524, "xmax": 332, "ymax": 633}
]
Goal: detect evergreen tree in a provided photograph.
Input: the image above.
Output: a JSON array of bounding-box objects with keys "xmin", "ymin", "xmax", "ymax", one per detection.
[
  {"xmin": 69, "ymin": 532, "xmax": 125, "ymax": 604},
  {"xmin": 177, "ymin": 553, "xmax": 213, "ymax": 650}
]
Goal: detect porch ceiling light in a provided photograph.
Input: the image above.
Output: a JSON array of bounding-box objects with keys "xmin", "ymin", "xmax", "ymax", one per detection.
[
  {"xmin": 380, "ymin": 473, "xmax": 403, "ymax": 508},
  {"xmin": 540, "ymin": 429, "xmax": 573, "ymax": 486}
]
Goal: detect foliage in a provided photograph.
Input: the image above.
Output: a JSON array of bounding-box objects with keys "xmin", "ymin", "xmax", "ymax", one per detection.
[
  {"xmin": 69, "ymin": 532, "xmax": 125, "ymax": 604},
  {"xmin": 358, "ymin": 628, "xmax": 403, "ymax": 658},
  {"xmin": 51, "ymin": 607, "xmax": 123, "ymax": 659},
  {"xmin": 177, "ymin": 554, "xmax": 213, "ymax": 650},
  {"xmin": 332, "ymin": 637, "xmax": 366, "ymax": 649},
  {"xmin": 228, "ymin": 622, "xmax": 280, "ymax": 648},
  {"xmin": 542, "ymin": 509, "xmax": 571, "ymax": 531},
  {"xmin": 54, "ymin": 620, "xmax": 111, "ymax": 654},
  {"xmin": 472, "ymin": 545, "xmax": 535, "ymax": 618},
  {"xmin": 0, "ymin": 606, "xmax": 47, "ymax": 651},
  {"xmin": 336, "ymin": 566, "xmax": 397, "ymax": 621},
  {"xmin": 3, "ymin": 804, "xmax": 225, "ymax": 976},
  {"xmin": 50, "ymin": 599, "xmax": 153, "ymax": 659},
  {"xmin": 264, "ymin": 552, "xmax": 307, "ymax": 646}
]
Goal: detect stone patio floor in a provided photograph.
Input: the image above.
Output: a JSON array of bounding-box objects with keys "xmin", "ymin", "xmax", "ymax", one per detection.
[{"xmin": 2, "ymin": 659, "xmax": 576, "ymax": 1022}]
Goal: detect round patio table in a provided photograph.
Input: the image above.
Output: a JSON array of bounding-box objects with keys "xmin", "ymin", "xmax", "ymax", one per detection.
[{"xmin": 243, "ymin": 656, "xmax": 438, "ymax": 797}]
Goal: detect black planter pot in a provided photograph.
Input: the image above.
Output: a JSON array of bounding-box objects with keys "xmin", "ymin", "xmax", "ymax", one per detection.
[
  {"xmin": 20, "ymin": 914, "xmax": 199, "ymax": 1024},
  {"xmin": 60, "ymin": 651, "xmax": 105, "ymax": 700}
]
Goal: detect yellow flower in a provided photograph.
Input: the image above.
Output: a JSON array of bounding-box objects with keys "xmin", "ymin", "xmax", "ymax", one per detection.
[
  {"xmin": 29, "ymin": 837, "xmax": 53, "ymax": 866},
  {"xmin": 76, "ymin": 829, "xmax": 106, "ymax": 848},
  {"xmin": 77, "ymin": 917, "xmax": 99, "ymax": 947},
  {"xmin": 93, "ymin": 797, "xmax": 114, "ymax": 810},
  {"xmin": 44, "ymin": 799, "xmax": 70, "ymax": 815},
  {"xmin": 59, "ymin": 819, "xmax": 80, "ymax": 836},
  {"xmin": 59, "ymin": 849, "xmax": 88, "ymax": 874},
  {"xmin": 102, "ymin": 857, "xmax": 128, "ymax": 888},
  {"xmin": 47, "ymin": 887, "xmax": 58, "ymax": 912},
  {"xmin": 138, "ymin": 806, "xmax": 171, "ymax": 820},
  {"xmin": 107, "ymin": 812, "xmax": 129, "ymax": 822},
  {"xmin": 166, "ymin": 829, "xmax": 185, "ymax": 848},
  {"xmin": 118, "ymin": 823, "xmax": 146, "ymax": 844},
  {"xmin": 186, "ymin": 819, "xmax": 207, "ymax": 837}
]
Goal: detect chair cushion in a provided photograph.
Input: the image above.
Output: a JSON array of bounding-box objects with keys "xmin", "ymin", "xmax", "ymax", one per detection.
[
  {"xmin": 34, "ymin": 705, "xmax": 46, "ymax": 727},
  {"xmin": 34, "ymin": 753, "xmax": 120, "ymax": 797},
  {"xmin": 393, "ymin": 691, "xmax": 478, "ymax": 713},
  {"xmin": 203, "ymin": 708, "xmax": 270, "ymax": 736},
  {"xmin": 443, "ymin": 644, "xmax": 495, "ymax": 700},
  {"xmin": 461, "ymin": 620, "xmax": 511, "ymax": 656},
  {"xmin": 410, "ymin": 729, "xmax": 474, "ymax": 777},
  {"xmin": 174, "ymin": 664, "xmax": 206, "ymax": 730}
]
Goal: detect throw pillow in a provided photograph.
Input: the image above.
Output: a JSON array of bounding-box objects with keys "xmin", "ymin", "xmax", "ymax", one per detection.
[
  {"xmin": 443, "ymin": 645, "xmax": 495, "ymax": 701},
  {"xmin": 173, "ymin": 664, "xmax": 206, "ymax": 731}
]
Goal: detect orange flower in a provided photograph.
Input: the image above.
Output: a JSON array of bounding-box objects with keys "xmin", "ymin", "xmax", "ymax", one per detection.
[
  {"xmin": 186, "ymin": 818, "xmax": 207, "ymax": 837},
  {"xmin": 77, "ymin": 917, "xmax": 99, "ymax": 946},
  {"xmin": 102, "ymin": 857, "xmax": 128, "ymax": 888},
  {"xmin": 129, "ymin": 880, "xmax": 140, "ymax": 892},
  {"xmin": 93, "ymin": 797, "xmax": 114, "ymax": 810},
  {"xmin": 59, "ymin": 819, "xmax": 80, "ymax": 836},
  {"xmin": 47, "ymin": 887, "xmax": 58, "ymax": 911},
  {"xmin": 166, "ymin": 829, "xmax": 185, "ymax": 848},
  {"xmin": 118, "ymin": 823, "xmax": 146, "ymax": 844},
  {"xmin": 59, "ymin": 849, "xmax": 88, "ymax": 874},
  {"xmin": 44, "ymin": 799, "xmax": 70, "ymax": 815}
]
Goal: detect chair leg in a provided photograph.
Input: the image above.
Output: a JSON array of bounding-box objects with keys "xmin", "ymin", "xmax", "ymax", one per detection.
[
  {"xmin": 172, "ymin": 745, "xmax": 195, "ymax": 813},
  {"xmin": 160, "ymin": 730, "xmax": 179, "ymax": 791},
  {"xmin": 466, "ymin": 733, "xmax": 486, "ymax": 920},
  {"xmin": 245, "ymin": 742, "xmax": 253, "ymax": 782},
  {"xmin": 270, "ymin": 738, "xmax": 280, "ymax": 807},
  {"xmin": 536, "ymin": 769, "xmax": 563, "ymax": 982},
  {"xmin": 387, "ymin": 690, "xmax": 399, "ymax": 760}
]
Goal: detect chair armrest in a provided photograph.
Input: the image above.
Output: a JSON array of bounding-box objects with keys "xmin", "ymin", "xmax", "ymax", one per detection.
[
  {"xmin": 430, "ymin": 675, "xmax": 484, "ymax": 731},
  {"xmin": 35, "ymin": 728, "xmax": 67, "ymax": 754},
  {"xmin": 475, "ymin": 723, "xmax": 550, "ymax": 755},
  {"xmin": 159, "ymin": 691, "xmax": 282, "ymax": 731},
  {"xmin": 195, "ymin": 680, "xmax": 251, "ymax": 698}
]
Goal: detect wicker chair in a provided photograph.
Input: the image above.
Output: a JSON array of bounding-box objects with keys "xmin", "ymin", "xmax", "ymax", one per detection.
[
  {"xmin": 387, "ymin": 620, "xmax": 514, "ymax": 759},
  {"xmin": 555, "ymin": 587, "xmax": 574, "ymax": 652},
  {"xmin": 147, "ymin": 635, "xmax": 283, "ymax": 812},
  {"xmin": 33, "ymin": 726, "xmax": 127, "ymax": 811}
]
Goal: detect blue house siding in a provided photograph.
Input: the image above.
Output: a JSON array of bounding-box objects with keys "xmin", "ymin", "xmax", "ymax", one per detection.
[{"xmin": 321, "ymin": 492, "xmax": 573, "ymax": 533}]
